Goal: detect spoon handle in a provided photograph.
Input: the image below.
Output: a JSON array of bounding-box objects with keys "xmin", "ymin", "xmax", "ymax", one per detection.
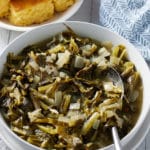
[{"xmin": 112, "ymin": 127, "xmax": 122, "ymax": 150}]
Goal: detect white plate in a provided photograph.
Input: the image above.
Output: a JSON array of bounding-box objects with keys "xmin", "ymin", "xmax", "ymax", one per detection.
[{"xmin": 0, "ymin": 0, "xmax": 84, "ymax": 32}]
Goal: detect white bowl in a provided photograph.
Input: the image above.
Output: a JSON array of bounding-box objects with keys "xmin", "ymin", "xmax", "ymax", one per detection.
[
  {"xmin": 0, "ymin": 0, "xmax": 84, "ymax": 32},
  {"xmin": 0, "ymin": 21, "xmax": 150, "ymax": 150}
]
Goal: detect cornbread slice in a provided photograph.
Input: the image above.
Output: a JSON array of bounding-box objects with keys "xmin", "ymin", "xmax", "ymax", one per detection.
[
  {"xmin": 53, "ymin": 0, "xmax": 74, "ymax": 12},
  {"xmin": 9, "ymin": 0, "xmax": 54, "ymax": 26},
  {"xmin": 0, "ymin": 0, "xmax": 9, "ymax": 18}
]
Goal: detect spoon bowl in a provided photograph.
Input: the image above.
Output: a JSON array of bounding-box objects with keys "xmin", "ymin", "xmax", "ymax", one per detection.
[{"xmin": 104, "ymin": 67, "xmax": 124, "ymax": 99}]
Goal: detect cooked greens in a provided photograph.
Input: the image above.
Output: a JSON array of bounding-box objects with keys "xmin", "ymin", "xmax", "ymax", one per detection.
[{"xmin": 0, "ymin": 31, "xmax": 142, "ymax": 150}]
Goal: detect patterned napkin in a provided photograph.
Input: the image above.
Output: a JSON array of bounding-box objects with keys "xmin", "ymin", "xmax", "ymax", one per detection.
[{"xmin": 100, "ymin": 0, "xmax": 150, "ymax": 61}]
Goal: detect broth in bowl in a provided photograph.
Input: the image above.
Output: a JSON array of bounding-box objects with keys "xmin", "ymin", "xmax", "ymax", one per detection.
[{"xmin": 0, "ymin": 31, "xmax": 142, "ymax": 149}]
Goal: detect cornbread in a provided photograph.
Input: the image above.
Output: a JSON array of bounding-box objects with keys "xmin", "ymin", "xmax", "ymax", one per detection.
[
  {"xmin": 0, "ymin": 0, "xmax": 75, "ymax": 26},
  {"xmin": 9, "ymin": 0, "xmax": 54, "ymax": 26},
  {"xmin": 0, "ymin": 0, "xmax": 9, "ymax": 18},
  {"xmin": 53, "ymin": 0, "xmax": 74, "ymax": 12}
]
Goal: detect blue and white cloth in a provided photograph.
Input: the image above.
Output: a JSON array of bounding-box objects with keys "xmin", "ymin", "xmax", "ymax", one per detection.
[{"xmin": 100, "ymin": 0, "xmax": 150, "ymax": 61}]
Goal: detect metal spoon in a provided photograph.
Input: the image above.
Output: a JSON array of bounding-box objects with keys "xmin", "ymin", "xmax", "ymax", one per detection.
[
  {"xmin": 112, "ymin": 126, "xmax": 122, "ymax": 150},
  {"xmin": 104, "ymin": 67, "xmax": 124, "ymax": 150},
  {"xmin": 105, "ymin": 67, "xmax": 124, "ymax": 100}
]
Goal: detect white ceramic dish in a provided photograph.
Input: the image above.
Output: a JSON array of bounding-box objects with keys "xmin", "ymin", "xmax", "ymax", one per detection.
[
  {"xmin": 0, "ymin": 0, "xmax": 84, "ymax": 32},
  {"xmin": 0, "ymin": 21, "xmax": 150, "ymax": 150}
]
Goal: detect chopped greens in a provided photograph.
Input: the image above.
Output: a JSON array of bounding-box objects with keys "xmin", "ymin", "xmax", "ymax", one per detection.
[{"xmin": 0, "ymin": 31, "xmax": 142, "ymax": 150}]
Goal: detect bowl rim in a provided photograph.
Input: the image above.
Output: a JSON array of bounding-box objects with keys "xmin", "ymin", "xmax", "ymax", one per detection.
[
  {"xmin": 0, "ymin": 21, "xmax": 150, "ymax": 150},
  {"xmin": 0, "ymin": 0, "xmax": 84, "ymax": 32}
]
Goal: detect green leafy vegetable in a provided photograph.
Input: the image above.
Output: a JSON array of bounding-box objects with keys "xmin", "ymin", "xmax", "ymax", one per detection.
[{"xmin": 0, "ymin": 31, "xmax": 143, "ymax": 150}]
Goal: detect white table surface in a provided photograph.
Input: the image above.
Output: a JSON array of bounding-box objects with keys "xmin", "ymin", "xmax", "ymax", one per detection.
[{"xmin": 0, "ymin": 0, "xmax": 150, "ymax": 150}]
